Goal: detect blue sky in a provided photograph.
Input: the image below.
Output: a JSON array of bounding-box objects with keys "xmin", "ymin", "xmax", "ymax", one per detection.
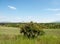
[{"xmin": 0, "ymin": 0, "xmax": 60, "ymax": 23}]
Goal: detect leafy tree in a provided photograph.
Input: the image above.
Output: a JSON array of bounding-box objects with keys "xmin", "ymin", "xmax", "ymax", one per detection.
[{"xmin": 20, "ymin": 22, "xmax": 44, "ymax": 38}]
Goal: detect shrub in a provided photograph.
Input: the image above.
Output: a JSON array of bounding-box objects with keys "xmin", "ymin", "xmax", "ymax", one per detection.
[{"xmin": 20, "ymin": 22, "xmax": 44, "ymax": 38}]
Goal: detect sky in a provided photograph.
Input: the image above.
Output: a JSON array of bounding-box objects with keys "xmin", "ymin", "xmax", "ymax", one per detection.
[{"xmin": 0, "ymin": 0, "xmax": 60, "ymax": 23}]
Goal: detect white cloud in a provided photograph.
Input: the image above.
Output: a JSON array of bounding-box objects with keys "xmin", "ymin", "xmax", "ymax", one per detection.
[
  {"xmin": 38, "ymin": 19, "xmax": 55, "ymax": 23},
  {"xmin": 9, "ymin": 17, "xmax": 21, "ymax": 22},
  {"xmin": 47, "ymin": 8, "xmax": 60, "ymax": 11},
  {"xmin": 0, "ymin": 15, "xmax": 7, "ymax": 22},
  {"xmin": 0, "ymin": 16, "xmax": 22, "ymax": 22},
  {"xmin": 55, "ymin": 13, "xmax": 60, "ymax": 16},
  {"xmin": 8, "ymin": 5, "xmax": 16, "ymax": 10},
  {"xmin": 0, "ymin": 16, "xmax": 57, "ymax": 23},
  {"xmin": 14, "ymin": 16, "xmax": 55, "ymax": 23},
  {"xmin": 0, "ymin": 15, "xmax": 6, "ymax": 20}
]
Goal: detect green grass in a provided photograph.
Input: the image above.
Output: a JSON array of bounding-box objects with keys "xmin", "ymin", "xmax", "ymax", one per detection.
[
  {"xmin": 0, "ymin": 26, "xmax": 60, "ymax": 44},
  {"xmin": 0, "ymin": 26, "xmax": 20, "ymax": 35}
]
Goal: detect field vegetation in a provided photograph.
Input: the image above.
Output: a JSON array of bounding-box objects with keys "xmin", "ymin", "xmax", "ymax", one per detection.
[{"xmin": 0, "ymin": 22, "xmax": 60, "ymax": 44}]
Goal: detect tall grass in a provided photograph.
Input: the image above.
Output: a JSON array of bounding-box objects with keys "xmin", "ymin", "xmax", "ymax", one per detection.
[
  {"xmin": 0, "ymin": 34, "xmax": 60, "ymax": 44},
  {"xmin": 0, "ymin": 26, "xmax": 60, "ymax": 44}
]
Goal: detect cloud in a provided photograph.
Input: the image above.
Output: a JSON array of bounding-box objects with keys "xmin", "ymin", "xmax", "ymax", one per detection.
[
  {"xmin": 0, "ymin": 16, "xmax": 57, "ymax": 23},
  {"xmin": 47, "ymin": 8, "xmax": 60, "ymax": 11},
  {"xmin": 0, "ymin": 15, "xmax": 7, "ymax": 22},
  {"xmin": 14, "ymin": 16, "xmax": 55, "ymax": 23},
  {"xmin": 9, "ymin": 17, "xmax": 21, "ymax": 22},
  {"xmin": 55, "ymin": 13, "xmax": 60, "ymax": 16},
  {"xmin": 0, "ymin": 15, "xmax": 6, "ymax": 19},
  {"xmin": 8, "ymin": 5, "xmax": 16, "ymax": 10}
]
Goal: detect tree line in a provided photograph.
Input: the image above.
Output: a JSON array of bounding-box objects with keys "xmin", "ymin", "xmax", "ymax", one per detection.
[{"xmin": 0, "ymin": 22, "xmax": 60, "ymax": 29}]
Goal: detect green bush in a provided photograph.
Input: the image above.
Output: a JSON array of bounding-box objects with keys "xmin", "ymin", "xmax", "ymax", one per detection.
[{"xmin": 20, "ymin": 22, "xmax": 44, "ymax": 38}]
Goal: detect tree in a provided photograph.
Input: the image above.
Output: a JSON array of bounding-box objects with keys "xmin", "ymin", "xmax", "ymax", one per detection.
[{"xmin": 20, "ymin": 22, "xmax": 44, "ymax": 38}]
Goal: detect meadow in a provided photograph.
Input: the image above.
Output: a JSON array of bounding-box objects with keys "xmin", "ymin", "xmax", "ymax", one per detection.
[{"xmin": 0, "ymin": 26, "xmax": 60, "ymax": 44}]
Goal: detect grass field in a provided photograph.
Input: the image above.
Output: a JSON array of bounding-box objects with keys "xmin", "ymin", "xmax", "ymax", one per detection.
[
  {"xmin": 0, "ymin": 26, "xmax": 20, "ymax": 35},
  {"xmin": 0, "ymin": 26, "xmax": 60, "ymax": 44}
]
